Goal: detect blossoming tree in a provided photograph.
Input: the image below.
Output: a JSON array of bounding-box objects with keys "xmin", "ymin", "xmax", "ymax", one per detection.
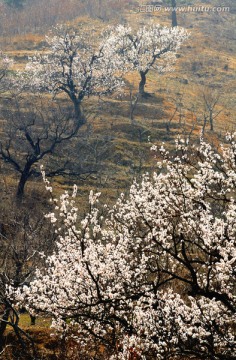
[
  {"xmin": 13, "ymin": 133, "xmax": 236, "ymax": 359},
  {"xmin": 0, "ymin": 25, "xmax": 125, "ymax": 198},
  {"xmin": 23, "ymin": 25, "xmax": 124, "ymax": 126},
  {"xmin": 106, "ymin": 24, "xmax": 189, "ymax": 96}
]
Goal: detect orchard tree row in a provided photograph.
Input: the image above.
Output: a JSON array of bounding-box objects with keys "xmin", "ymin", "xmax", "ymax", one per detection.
[{"xmin": 0, "ymin": 23, "xmax": 188, "ymax": 198}]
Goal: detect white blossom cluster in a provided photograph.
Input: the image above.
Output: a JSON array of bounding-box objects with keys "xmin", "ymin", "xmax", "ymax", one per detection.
[
  {"xmin": 105, "ymin": 23, "xmax": 189, "ymax": 73},
  {"xmin": 20, "ymin": 23, "xmax": 188, "ymax": 101},
  {"xmin": 10, "ymin": 134, "xmax": 236, "ymax": 359},
  {"xmin": 23, "ymin": 25, "xmax": 124, "ymax": 100}
]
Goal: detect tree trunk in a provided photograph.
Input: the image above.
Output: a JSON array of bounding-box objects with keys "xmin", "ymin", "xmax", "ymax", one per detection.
[
  {"xmin": 0, "ymin": 308, "xmax": 10, "ymax": 351},
  {"xmin": 16, "ymin": 164, "xmax": 32, "ymax": 199},
  {"xmin": 171, "ymin": 0, "xmax": 178, "ymax": 27},
  {"xmin": 30, "ymin": 314, "xmax": 36, "ymax": 326},
  {"xmin": 202, "ymin": 115, "xmax": 207, "ymax": 135},
  {"xmin": 129, "ymin": 92, "xmax": 139, "ymax": 124},
  {"xmin": 209, "ymin": 110, "xmax": 213, "ymax": 131},
  {"xmin": 17, "ymin": 173, "xmax": 28, "ymax": 199},
  {"xmin": 139, "ymin": 71, "xmax": 147, "ymax": 97},
  {"xmin": 73, "ymin": 99, "xmax": 86, "ymax": 128}
]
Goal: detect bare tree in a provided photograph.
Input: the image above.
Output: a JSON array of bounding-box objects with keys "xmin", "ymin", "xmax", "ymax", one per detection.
[
  {"xmin": 201, "ymin": 88, "xmax": 223, "ymax": 132},
  {"xmin": 0, "ymin": 198, "xmax": 55, "ymax": 356},
  {"xmin": 128, "ymin": 84, "xmax": 140, "ymax": 124},
  {"xmin": 165, "ymin": 89, "xmax": 184, "ymax": 132},
  {"xmin": 0, "ymin": 94, "xmax": 84, "ymax": 198}
]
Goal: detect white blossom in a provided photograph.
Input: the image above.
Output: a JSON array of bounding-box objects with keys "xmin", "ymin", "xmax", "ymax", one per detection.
[{"xmin": 11, "ymin": 135, "xmax": 236, "ymax": 359}]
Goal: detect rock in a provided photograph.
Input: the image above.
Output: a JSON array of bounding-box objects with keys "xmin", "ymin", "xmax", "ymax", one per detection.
[{"xmin": 179, "ymin": 78, "xmax": 189, "ymax": 84}]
